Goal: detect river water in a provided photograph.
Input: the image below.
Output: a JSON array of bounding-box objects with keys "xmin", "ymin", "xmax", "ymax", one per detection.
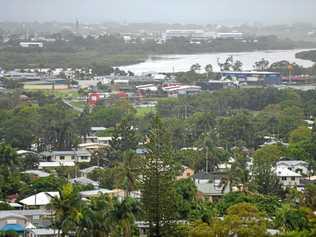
[{"xmin": 119, "ymin": 49, "xmax": 316, "ymax": 75}]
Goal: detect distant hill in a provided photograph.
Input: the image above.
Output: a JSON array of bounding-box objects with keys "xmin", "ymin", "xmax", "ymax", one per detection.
[{"xmin": 296, "ymin": 50, "xmax": 316, "ymax": 62}]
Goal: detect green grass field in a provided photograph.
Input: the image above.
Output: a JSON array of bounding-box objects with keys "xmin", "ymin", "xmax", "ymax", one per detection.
[{"xmin": 136, "ymin": 106, "xmax": 156, "ymax": 118}]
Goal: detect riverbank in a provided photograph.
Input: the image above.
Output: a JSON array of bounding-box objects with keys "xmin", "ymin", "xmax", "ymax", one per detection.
[{"xmin": 120, "ymin": 48, "xmax": 316, "ymax": 74}]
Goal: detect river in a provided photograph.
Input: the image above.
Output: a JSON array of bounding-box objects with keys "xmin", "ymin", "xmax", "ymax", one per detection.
[{"xmin": 119, "ymin": 49, "xmax": 316, "ymax": 75}]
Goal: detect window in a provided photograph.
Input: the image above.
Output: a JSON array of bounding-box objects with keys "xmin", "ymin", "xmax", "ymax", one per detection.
[
  {"xmin": 81, "ymin": 156, "xmax": 89, "ymax": 160},
  {"xmin": 71, "ymin": 156, "xmax": 75, "ymax": 160},
  {"xmin": 281, "ymin": 177, "xmax": 287, "ymax": 181},
  {"xmin": 291, "ymin": 177, "xmax": 295, "ymax": 181},
  {"xmin": 59, "ymin": 156, "xmax": 65, "ymax": 160}
]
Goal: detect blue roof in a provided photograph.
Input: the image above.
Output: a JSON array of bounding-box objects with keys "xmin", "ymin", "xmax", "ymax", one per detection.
[{"xmin": 1, "ymin": 224, "xmax": 25, "ymax": 232}]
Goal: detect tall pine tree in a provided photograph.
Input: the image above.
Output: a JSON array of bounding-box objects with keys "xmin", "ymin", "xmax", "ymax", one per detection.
[{"xmin": 140, "ymin": 116, "xmax": 178, "ymax": 237}]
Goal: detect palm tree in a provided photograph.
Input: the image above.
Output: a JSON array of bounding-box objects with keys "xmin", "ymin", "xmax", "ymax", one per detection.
[
  {"xmin": 205, "ymin": 64, "xmax": 213, "ymax": 79},
  {"xmin": 190, "ymin": 63, "xmax": 201, "ymax": 72},
  {"xmin": 114, "ymin": 150, "xmax": 141, "ymax": 198},
  {"xmin": 49, "ymin": 183, "xmax": 82, "ymax": 237},
  {"xmin": 112, "ymin": 197, "xmax": 141, "ymax": 237},
  {"xmin": 78, "ymin": 194, "xmax": 115, "ymax": 237}
]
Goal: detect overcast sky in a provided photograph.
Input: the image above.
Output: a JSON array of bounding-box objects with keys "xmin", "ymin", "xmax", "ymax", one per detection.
[{"xmin": 1, "ymin": 0, "xmax": 316, "ymax": 24}]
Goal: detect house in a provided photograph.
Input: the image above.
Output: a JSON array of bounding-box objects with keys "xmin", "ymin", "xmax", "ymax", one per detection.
[
  {"xmin": 19, "ymin": 192, "xmax": 59, "ymax": 208},
  {"xmin": 41, "ymin": 149, "xmax": 91, "ymax": 163},
  {"xmin": 193, "ymin": 171, "xmax": 231, "ymax": 202},
  {"xmin": 0, "ymin": 209, "xmax": 52, "ymax": 234},
  {"xmin": 276, "ymin": 167, "xmax": 302, "ymax": 188},
  {"xmin": 176, "ymin": 166, "xmax": 194, "ymax": 180},
  {"xmin": 0, "ymin": 213, "xmax": 28, "ymax": 236},
  {"xmin": 70, "ymin": 177, "xmax": 99, "ymax": 188},
  {"xmin": 276, "ymin": 160, "xmax": 309, "ymax": 176}
]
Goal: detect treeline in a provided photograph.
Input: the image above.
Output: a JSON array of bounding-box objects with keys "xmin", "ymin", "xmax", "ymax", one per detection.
[{"xmin": 1, "ymin": 32, "xmax": 315, "ymax": 69}]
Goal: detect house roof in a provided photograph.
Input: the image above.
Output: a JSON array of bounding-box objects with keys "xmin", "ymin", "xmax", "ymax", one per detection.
[
  {"xmin": 97, "ymin": 137, "xmax": 112, "ymax": 141},
  {"xmin": 91, "ymin": 127, "xmax": 106, "ymax": 131},
  {"xmin": 276, "ymin": 167, "xmax": 301, "ymax": 177},
  {"xmin": 79, "ymin": 189, "xmax": 114, "ymax": 198},
  {"xmin": 193, "ymin": 171, "xmax": 226, "ymax": 181},
  {"xmin": 8, "ymin": 203, "xmax": 23, "ymax": 208},
  {"xmin": 78, "ymin": 143, "xmax": 108, "ymax": 149},
  {"xmin": 0, "ymin": 209, "xmax": 50, "ymax": 217},
  {"xmin": 80, "ymin": 166, "xmax": 103, "ymax": 174},
  {"xmin": 22, "ymin": 170, "xmax": 50, "ymax": 178},
  {"xmin": 277, "ymin": 160, "xmax": 308, "ymax": 167},
  {"xmin": 0, "ymin": 213, "xmax": 27, "ymax": 220},
  {"xmin": 19, "ymin": 192, "xmax": 59, "ymax": 206},
  {"xmin": 17, "ymin": 150, "xmax": 37, "ymax": 155},
  {"xmin": 70, "ymin": 177, "xmax": 99, "ymax": 187}
]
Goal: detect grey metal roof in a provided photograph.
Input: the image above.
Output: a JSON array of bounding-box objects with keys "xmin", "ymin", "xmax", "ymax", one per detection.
[
  {"xmin": 277, "ymin": 160, "xmax": 308, "ymax": 166},
  {"xmin": 22, "ymin": 170, "xmax": 50, "ymax": 178},
  {"xmin": 0, "ymin": 213, "xmax": 28, "ymax": 220},
  {"xmin": 0, "ymin": 210, "xmax": 50, "ymax": 218},
  {"xmin": 41, "ymin": 149, "xmax": 91, "ymax": 157},
  {"xmin": 70, "ymin": 177, "xmax": 99, "ymax": 187},
  {"xmin": 80, "ymin": 166, "xmax": 103, "ymax": 174}
]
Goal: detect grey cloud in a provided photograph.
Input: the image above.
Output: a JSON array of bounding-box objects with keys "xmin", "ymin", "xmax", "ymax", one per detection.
[{"xmin": 0, "ymin": 0, "xmax": 315, "ymax": 24}]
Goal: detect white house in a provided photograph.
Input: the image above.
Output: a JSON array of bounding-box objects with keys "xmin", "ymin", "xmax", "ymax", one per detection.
[
  {"xmin": 276, "ymin": 167, "xmax": 302, "ymax": 187},
  {"xmin": 41, "ymin": 149, "xmax": 91, "ymax": 163},
  {"xmin": 276, "ymin": 160, "xmax": 309, "ymax": 176}
]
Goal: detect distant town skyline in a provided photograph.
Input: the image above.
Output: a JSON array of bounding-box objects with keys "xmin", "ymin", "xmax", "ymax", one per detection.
[{"xmin": 1, "ymin": 0, "xmax": 316, "ymax": 25}]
